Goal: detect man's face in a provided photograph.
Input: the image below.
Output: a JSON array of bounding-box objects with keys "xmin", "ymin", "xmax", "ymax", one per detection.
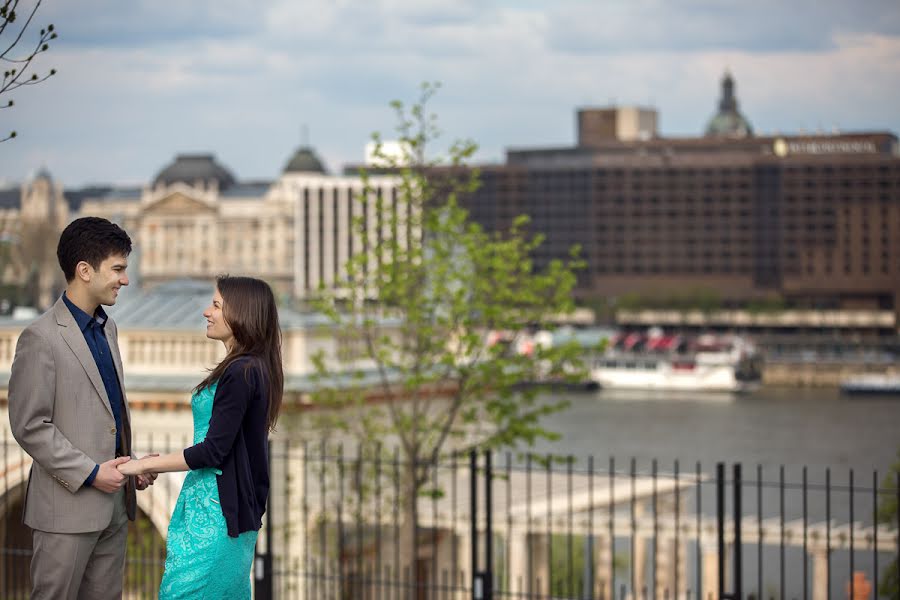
[{"xmin": 86, "ymin": 253, "xmax": 129, "ymax": 306}]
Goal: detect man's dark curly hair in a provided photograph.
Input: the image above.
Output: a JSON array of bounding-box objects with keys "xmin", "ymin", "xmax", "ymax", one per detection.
[{"xmin": 57, "ymin": 217, "xmax": 132, "ymax": 282}]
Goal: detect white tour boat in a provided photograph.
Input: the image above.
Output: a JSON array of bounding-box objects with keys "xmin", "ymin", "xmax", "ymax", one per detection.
[{"xmin": 589, "ymin": 331, "xmax": 762, "ymax": 392}]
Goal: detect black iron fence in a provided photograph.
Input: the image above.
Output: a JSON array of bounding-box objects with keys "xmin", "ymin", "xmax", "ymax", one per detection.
[{"xmin": 0, "ymin": 430, "xmax": 898, "ymax": 599}]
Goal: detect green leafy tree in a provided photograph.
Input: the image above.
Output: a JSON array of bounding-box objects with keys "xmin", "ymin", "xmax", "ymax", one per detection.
[
  {"xmin": 307, "ymin": 82, "xmax": 585, "ymax": 587},
  {"xmin": 1, "ymin": 0, "xmax": 58, "ymax": 141}
]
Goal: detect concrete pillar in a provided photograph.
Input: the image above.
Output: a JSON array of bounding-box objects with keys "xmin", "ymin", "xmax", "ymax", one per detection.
[
  {"xmin": 650, "ymin": 535, "xmax": 687, "ymax": 600},
  {"xmin": 634, "ymin": 534, "xmax": 647, "ymax": 599},
  {"xmin": 456, "ymin": 527, "xmax": 472, "ymax": 600},
  {"xmin": 506, "ymin": 529, "xmax": 528, "ymax": 597},
  {"xmin": 594, "ymin": 535, "xmax": 612, "ymax": 600},
  {"xmin": 654, "ymin": 536, "xmax": 673, "ymax": 600},
  {"xmin": 676, "ymin": 537, "xmax": 688, "ymax": 600},
  {"xmin": 431, "ymin": 527, "xmax": 458, "ymax": 599},
  {"xmin": 529, "ymin": 532, "xmax": 551, "ymax": 598},
  {"xmin": 267, "ymin": 440, "xmax": 307, "ymax": 599},
  {"xmin": 701, "ymin": 545, "xmax": 719, "ymax": 600},
  {"xmin": 811, "ymin": 548, "xmax": 828, "ymax": 600}
]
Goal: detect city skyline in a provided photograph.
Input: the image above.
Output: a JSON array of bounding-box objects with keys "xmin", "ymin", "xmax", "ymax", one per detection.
[{"xmin": 1, "ymin": 0, "xmax": 899, "ymax": 186}]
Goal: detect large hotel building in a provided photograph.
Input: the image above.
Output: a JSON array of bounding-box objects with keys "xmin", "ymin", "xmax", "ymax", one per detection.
[{"xmin": 459, "ymin": 73, "xmax": 900, "ymax": 318}]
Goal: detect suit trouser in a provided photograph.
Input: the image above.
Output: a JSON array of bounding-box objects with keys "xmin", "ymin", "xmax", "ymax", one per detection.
[{"xmin": 30, "ymin": 489, "xmax": 128, "ymax": 600}]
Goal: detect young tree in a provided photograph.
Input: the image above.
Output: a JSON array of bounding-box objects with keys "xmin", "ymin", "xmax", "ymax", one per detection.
[
  {"xmin": 308, "ymin": 82, "xmax": 585, "ymax": 588},
  {"xmin": 1, "ymin": 0, "xmax": 58, "ymax": 141}
]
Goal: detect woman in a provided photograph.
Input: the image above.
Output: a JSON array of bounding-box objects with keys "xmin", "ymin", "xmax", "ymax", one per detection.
[{"xmin": 118, "ymin": 275, "xmax": 283, "ymax": 599}]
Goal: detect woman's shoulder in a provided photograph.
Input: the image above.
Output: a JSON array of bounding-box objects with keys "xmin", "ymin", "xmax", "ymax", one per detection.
[{"xmin": 221, "ymin": 355, "xmax": 265, "ymax": 383}]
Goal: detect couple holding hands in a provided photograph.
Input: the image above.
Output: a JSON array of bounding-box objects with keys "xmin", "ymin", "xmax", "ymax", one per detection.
[{"xmin": 8, "ymin": 217, "xmax": 282, "ymax": 599}]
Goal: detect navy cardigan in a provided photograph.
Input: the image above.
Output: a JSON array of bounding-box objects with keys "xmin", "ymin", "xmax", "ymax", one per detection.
[{"xmin": 183, "ymin": 357, "xmax": 270, "ymax": 538}]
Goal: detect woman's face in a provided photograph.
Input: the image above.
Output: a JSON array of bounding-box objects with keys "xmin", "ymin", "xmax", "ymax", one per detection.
[{"xmin": 203, "ymin": 287, "xmax": 234, "ymax": 349}]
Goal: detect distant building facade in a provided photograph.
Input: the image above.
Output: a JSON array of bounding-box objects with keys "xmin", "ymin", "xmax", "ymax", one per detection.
[
  {"xmin": 460, "ymin": 73, "xmax": 900, "ymax": 316},
  {"xmin": 0, "ymin": 170, "xmax": 70, "ymax": 309},
  {"xmin": 285, "ymin": 172, "xmax": 409, "ymax": 299},
  {"xmin": 0, "ymin": 147, "xmax": 403, "ymax": 307},
  {"xmin": 3, "ymin": 72, "xmax": 898, "ymax": 317}
]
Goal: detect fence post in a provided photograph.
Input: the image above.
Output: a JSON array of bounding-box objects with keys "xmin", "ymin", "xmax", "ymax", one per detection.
[
  {"xmin": 716, "ymin": 462, "xmax": 725, "ymax": 600},
  {"xmin": 732, "ymin": 463, "xmax": 742, "ymax": 600},
  {"xmin": 484, "ymin": 450, "xmax": 493, "ymax": 600},
  {"xmin": 254, "ymin": 438, "xmax": 274, "ymax": 600},
  {"xmin": 470, "ymin": 449, "xmax": 493, "ymax": 600},
  {"xmin": 471, "ymin": 450, "xmax": 480, "ymax": 600}
]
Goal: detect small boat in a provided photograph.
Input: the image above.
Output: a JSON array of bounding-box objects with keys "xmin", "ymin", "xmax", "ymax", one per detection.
[
  {"xmin": 840, "ymin": 374, "xmax": 900, "ymax": 396},
  {"xmin": 493, "ymin": 327, "xmax": 763, "ymax": 393},
  {"xmin": 589, "ymin": 332, "xmax": 763, "ymax": 393}
]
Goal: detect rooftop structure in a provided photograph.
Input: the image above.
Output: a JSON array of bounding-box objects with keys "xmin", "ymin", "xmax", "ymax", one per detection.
[
  {"xmin": 153, "ymin": 153, "xmax": 237, "ymax": 190},
  {"xmin": 705, "ymin": 71, "xmax": 753, "ymax": 138}
]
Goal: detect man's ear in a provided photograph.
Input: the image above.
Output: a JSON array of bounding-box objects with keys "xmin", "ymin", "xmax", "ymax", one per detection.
[{"xmin": 75, "ymin": 261, "xmax": 93, "ymax": 283}]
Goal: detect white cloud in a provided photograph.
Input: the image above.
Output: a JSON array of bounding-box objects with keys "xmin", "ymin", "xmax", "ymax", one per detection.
[{"xmin": 1, "ymin": 1, "xmax": 898, "ymax": 186}]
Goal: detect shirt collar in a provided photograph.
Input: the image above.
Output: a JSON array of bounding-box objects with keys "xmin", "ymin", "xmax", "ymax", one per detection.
[{"xmin": 62, "ymin": 292, "xmax": 107, "ymax": 332}]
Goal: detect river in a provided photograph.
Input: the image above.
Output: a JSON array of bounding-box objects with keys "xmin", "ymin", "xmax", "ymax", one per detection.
[{"xmin": 530, "ymin": 386, "xmax": 900, "ymax": 476}]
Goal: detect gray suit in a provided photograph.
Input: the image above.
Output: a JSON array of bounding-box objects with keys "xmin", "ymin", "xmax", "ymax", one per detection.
[{"xmin": 8, "ymin": 297, "xmax": 135, "ymax": 599}]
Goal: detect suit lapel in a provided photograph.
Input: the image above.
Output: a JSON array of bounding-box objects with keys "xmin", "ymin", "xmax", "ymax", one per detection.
[
  {"xmin": 54, "ymin": 299, "xmax": 115, "ymax": 420},
  {"xmin": 106, "ymin": 322, "xmax": 132, "ymax": 455}
]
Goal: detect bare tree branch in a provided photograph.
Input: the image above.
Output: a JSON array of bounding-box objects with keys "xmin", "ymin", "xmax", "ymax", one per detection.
[{"xmin": 1, "ymin": 0, "xmax": 57, "ymax": 141}]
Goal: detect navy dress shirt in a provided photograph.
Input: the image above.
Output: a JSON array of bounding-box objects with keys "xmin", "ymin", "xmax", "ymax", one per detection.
[{"xmin": 62, "ymin": 293, "xmax": 124, "ymax": 487}]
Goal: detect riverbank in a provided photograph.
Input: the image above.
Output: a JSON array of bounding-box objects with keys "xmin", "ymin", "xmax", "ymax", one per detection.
[{"xmin": 762, "ymin": 359, "xmax": 899, "ymax": 387}]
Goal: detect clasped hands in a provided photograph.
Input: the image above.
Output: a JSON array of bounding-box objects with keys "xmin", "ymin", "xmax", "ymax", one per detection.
[{"xmin": 93, "ymin": 454, "xmax": 159, "ymax": 493}]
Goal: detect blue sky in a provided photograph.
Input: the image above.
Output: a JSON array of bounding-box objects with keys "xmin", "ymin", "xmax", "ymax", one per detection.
[{"xmin": 2, "ymin": 0, "xmax": 899, "ymax": 186}]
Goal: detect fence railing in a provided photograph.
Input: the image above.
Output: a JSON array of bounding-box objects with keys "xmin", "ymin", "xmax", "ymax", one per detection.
[{"xmin": 0, "ymin": 431, "xmax": 898, "ymax": 599}]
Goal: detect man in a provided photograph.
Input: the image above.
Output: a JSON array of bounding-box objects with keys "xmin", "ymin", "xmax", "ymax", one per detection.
[{"xmin": 8, "ymin": 217, "xmax": 156, "ymax": 599}]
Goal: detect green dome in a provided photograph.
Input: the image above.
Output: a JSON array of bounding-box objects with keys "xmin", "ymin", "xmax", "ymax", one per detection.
[{"xmin": 705, "ymin": 72, "xmax": 753, "ymax": 138}]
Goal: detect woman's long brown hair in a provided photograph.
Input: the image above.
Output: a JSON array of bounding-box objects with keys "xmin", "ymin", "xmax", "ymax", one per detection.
[{"xmin": 195, "ymin": 275, "xmax": 284, "ymax": 432}]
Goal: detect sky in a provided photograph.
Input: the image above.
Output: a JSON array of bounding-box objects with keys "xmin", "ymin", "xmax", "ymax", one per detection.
[{"xmin": 2, "ymin": 0, "xmax": 899, "ymax": 187}]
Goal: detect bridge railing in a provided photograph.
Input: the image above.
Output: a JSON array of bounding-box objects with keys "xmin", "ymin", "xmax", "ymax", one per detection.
[{"xmin": 0, "ymin": 431, "xmax": 897, "ymax": 599}]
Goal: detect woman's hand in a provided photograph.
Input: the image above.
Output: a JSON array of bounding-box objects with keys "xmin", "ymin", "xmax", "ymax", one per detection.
[
  {"xmin": 117, "ymin": 458, "xmax": 145, "ymax": 477},
  {"xmin": 134, "ymin": 453, "xmax": 160, "ymax": 489}
]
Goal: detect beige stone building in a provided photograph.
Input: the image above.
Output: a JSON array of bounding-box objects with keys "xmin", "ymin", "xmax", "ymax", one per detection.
[
  {"xmin": 78, "ymin": 152, "xmax": 302, "ymax": 297},
  {"xmin": 0, "ymin": 169, "xmax": 70, "ymax": 309},
  {"xmin": 0, "ymin": 147, "xmax": 405, "ymax": 306}
]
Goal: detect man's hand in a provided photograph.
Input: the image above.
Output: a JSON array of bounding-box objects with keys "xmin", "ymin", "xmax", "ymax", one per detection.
[
  {"xmin": 134, "ymin": 453, "xmax": 159, "ymax": 490},
  {"xmin": 92, "ymin": 456, "xmax": 131, "ymax": 494}
]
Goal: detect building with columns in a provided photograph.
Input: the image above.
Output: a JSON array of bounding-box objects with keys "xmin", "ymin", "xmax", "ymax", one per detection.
[
  {"xmin": 285, "ymin": 171, "xmax": 413, "ymax": 299},
  {"xmin": 0, "ymin": 145, "xmax": 405, "ymax": 309},
  {"xmin": 75, "ymin": 148, "xmax": 368, "ymax": 299}
]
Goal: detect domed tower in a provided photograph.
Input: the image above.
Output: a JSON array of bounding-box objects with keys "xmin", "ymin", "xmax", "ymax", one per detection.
[
  {"xmin": 21, "ymin": 167, "xmax": 68, "ymax": 226},
  {"xmin": 18, "ymin": 168, "xmax": 69, "ymax": 309},
  {"xmin": 705, "ymin": 71, "xmax": 753, "ymax": 138},
  {"xmin": 152, "ymin": 154, "xmax": 236, "ymax": 190},
  {"xmin": 282, "ymin": 146, "xmax": 327, "ymax": 175}
]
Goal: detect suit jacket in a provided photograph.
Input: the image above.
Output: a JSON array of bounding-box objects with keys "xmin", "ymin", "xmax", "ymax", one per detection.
[{"xmin": 8, "ymin": 296, "xmax": 136, "ymax": 534}]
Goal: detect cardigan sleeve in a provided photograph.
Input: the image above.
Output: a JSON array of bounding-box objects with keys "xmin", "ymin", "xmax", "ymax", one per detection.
[{"xmin": 183, "ymin": 360, "xmax": 258, "ymax": 470}]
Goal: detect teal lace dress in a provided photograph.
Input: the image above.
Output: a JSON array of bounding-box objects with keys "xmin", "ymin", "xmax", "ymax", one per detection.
[{"xmin": 159, "ymin": 382, "xmax": 259, "ymax": 599}]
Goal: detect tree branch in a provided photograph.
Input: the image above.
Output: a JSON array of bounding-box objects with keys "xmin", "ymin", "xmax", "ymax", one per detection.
[{"xmin": 1, "ymin": 0, "xmax": 40, "ymax": 60}]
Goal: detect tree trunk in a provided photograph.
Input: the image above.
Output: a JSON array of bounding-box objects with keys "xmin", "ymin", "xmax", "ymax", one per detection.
[{"xmin": 399, "ymin": 466, "xmax": 419, "ymax": 599}]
